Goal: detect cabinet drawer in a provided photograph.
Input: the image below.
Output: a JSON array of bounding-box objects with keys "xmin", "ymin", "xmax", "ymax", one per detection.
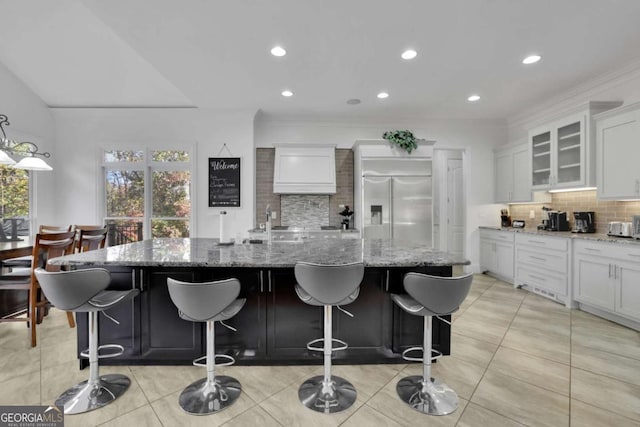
[
  {"xmin": 480, "ymin": 229, "xmax": 515, "ymax": 243},
  {"xmin": 517, "ymin": 248, "xmax": 567, "ymax": 274},
  {"xmin": 574, "ymin": 239, "xmax": 640, "ymax": 263},
  {"xmin": 517, "ymin": 265, "xmax": 567, "ymax": 296},
  {"xmin": 516, "ymin": 234, "xmax": 568, "ymax": 251}
]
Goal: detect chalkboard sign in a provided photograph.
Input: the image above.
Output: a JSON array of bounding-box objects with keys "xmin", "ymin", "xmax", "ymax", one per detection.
[{"xmin": 209, "ymin": 157, "xmax": 241, "ymax": 207}]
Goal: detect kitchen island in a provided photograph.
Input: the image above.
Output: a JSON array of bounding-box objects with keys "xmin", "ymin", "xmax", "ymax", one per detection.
[{"xmin": 50, "ymin": 238, "xmax": 469, "ymax": 368}]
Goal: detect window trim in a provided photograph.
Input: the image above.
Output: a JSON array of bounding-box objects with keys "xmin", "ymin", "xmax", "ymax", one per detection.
[{"xmin": 100, "ymin": 146, "xmax": 195, "ymax": 240}]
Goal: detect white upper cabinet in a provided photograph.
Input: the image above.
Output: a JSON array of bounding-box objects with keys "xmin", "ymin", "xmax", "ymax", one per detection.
[
  {"xmin": 595, "ymin": 102, "xmax": 640, "ymax": 200},
  {"xmin": 528, "ymin": 101, "xmax": 621, "ymax": 191},
  {"xmin": 273, "ymin": 144, "xmax": 336, "ymax": 194},
  {"xmin": 495, "ymin": 144, "xmax": 532, "ymax": 203}
]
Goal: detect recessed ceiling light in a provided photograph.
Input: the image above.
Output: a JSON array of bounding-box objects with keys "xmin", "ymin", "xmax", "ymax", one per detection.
[
  {"xmin": 377, "ymin": 92, "xmax": 389, "ymax": 99},
  {"xmin": 346, "ymin": 98, "xmax": 361, "ymax": 105},
  {"xmin": 467, "ymin": 94, "xmax": 480, "ymax": 102},
  {"xmin": 271, "ymin": 46, "xmax": 287, "ymax": 57},
  {"xmin": 281, "ymin": 90, "xmax": 293, "ymax": 97},
  {"xmin": 401, "ymin": 49, "xmax": 417, "ymax": 60},
  {"xmin": 522, "ymin": 54, "xmax": 541, "ymax": 65}
]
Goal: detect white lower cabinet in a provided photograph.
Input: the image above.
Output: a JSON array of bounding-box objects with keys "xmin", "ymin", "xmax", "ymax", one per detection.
[
  {"xmin": 515, "ymin": 234, "xmax": 570, "ymax": 306},
  {"xmin": 574, "ymin": 240, "xmax": 640, "ymax": 324},
  {"xmin": 479, "ymin": 229, "xmax": 514, "ymax": 281}
]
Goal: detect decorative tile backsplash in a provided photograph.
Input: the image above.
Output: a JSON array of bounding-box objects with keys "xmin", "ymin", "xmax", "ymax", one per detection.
[
  {"xmin": 255, "ymin": 148, "xmax": 354, "ymax": 228},
  {"xmin": 508, "ymin": 190, "xmax": 640, "ymax": 232},
  {"xmin": 280, "ymin": 195, "xmax": 330, "ymax": 228}
]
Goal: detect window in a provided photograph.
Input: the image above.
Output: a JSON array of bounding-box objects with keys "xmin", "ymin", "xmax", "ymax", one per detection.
[
  {"xmin": 103, "ymin": 148, "xmax": 192, "ymax": 243},
  {"xmin": 0, "ymin": 165, "xmax": 31, "ymax": 238}
]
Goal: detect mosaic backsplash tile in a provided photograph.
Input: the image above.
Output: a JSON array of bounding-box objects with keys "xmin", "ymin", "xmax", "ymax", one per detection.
[{"xmin": 280, "ymin": 195, "xmax": 329, "ymax": 228}]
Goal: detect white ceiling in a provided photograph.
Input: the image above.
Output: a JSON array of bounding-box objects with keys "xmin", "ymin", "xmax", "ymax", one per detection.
[{"xmin": 1, "ymin": 0, "xmax": 640, "ymax": 120}]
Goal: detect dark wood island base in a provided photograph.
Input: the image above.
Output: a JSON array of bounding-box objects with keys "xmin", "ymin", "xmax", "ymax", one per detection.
[
  {"xmin": 47, "ymin": 238, "xmax": 468, "ymax": 369},
  {"xmin": 77, "ymin": 265, "xmax": 453, "ymax": 369}
]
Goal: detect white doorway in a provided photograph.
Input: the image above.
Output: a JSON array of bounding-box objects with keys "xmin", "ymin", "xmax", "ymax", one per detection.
[
  {"xmin": 446, "ymin": 158, "xmax": 464, "ymax": 257},
  {"xmin": 434, "ymin": 149, "xmax": 465, "ymax": 258}
]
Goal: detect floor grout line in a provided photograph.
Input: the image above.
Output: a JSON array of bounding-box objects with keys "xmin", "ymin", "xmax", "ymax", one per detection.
[{"xmin": 4, "ymin": 276, "xmax": 636, "ymax": 426}]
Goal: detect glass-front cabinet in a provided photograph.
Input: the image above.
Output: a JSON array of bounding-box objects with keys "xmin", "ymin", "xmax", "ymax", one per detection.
[
  {"xmin": 530, "ymin": 114, "xmax": 585, "ymax": 190},
  {"xmin": 528, "ymin": 102, "xmax": 622, "ymax": 191},
  {"xmin": 531, "ymin": 130, "xmax": 552, "ymax": 187}
]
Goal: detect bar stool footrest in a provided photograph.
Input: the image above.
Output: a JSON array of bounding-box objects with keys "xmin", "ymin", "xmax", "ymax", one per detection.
[
  {"xmin": 80, "ymin": 344, "xmax": 125, "ymax": 359},
  {"xmin": 401, "ymin": 346, "xmax": 443, "ymax": 363},
  {"xmin": 192, "ymin": 353, "xmax": 235, "ymax": 368},
  {"xmin": 306, "ymin": 337, "xmax": 348, "ymax": 353}
]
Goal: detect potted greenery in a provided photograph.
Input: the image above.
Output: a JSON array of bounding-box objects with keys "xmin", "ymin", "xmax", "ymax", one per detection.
[{"xmin": 382, "ymin": 130, "xmax": 418, "ymax": 153}]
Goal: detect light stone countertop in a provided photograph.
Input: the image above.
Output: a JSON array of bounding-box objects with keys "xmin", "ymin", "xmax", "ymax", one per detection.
[
  {"xmin": 49, "ymin": 238, "xmax": 470, "ymax": 268},
  {"xmin": 479, "ymin": 226, "xmax": 640, "ymax": 246}
]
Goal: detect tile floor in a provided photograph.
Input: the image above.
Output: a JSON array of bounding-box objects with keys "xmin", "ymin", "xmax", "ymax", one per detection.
[{"xmin": 1, "ymin": 274, "xmax": 639, "ymax": 426}]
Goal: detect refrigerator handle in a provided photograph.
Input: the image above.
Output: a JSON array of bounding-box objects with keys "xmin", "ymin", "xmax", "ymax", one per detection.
[{"xmin": 389, "ymin": 178, "xmax": 393, "ymax": 239}]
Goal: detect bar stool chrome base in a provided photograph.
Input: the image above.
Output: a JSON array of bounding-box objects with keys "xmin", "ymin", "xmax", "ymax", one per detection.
[
  {"xmin": 179, "ymin": 376, "xmax": 241, "ymax": 415},
  {"xmin": 396, "ymin": 375, "xmax": 458, "ymax": 416},
  {"xmin": 298, "ymin": 375, "xmax": 357, "ymax": 414},
  {"xmin": 56, "ymin": 374, "xmax": 131, "ymax": 415}
]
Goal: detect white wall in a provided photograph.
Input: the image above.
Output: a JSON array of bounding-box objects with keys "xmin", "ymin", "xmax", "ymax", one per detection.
[
  {"xmin": 0, "ymin": 61, "xmax": 57, "ymax": 227},
  {"xmin": 255, "ymin": 117, "xmax": 508, "ymax": 271},
  {"xmin": 50, "ymin": 108, "xmax": 256, "ymax": 239}
]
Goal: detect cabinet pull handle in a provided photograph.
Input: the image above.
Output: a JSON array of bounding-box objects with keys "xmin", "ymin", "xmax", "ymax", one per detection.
[
  {"xmin": 614, "ymin": 265, "xmax": 618, "ymax": 280},
  {"xmin": 386, "ymin": 269, "xmax": 390, "ymax": 292},
  {"xmin": 529, "ymin": 256, "xmax": 546, "ymax": 262},
  {"xmin": 131, "ymin": 270, "xmax": 136, "ymax": 289},
  {"xmin": 268, "ymin": 270, "xmax": 272, "ymax": 293},
  {"xmin": 140, "ymin": 269, "xmax": 144, "ymax": 292},
  {"xmin": 584, "ymin": 247, "xmax": 600, "ymax": 252},
  {"xmin": 608, "ymin": 264, "xmax": 612, "ymax": 278},
  {"xmin": 628, "ymin": 253, "xmax": 640, "ymax": 258},
  {"xmin": 528, "ymin": 240, "xmax": 545, "ymax": 245},
  {"xmin": 260, "ymin": 270, "xmax": 264, "ymax": 293},
  {"xmin": 529, "ymin": 274, "xmax": 546, "ymax": 282}
]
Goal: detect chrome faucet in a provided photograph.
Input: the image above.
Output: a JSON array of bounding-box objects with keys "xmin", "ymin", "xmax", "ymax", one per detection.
[{"xmin": 265, "ymin": 204, "xmax": 272, "ymax": 244}]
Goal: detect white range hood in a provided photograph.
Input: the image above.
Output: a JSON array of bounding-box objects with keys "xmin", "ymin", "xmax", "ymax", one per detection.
[{"xmin": 273, "ymin": 144, "xmax": 336, "ymax": 194}]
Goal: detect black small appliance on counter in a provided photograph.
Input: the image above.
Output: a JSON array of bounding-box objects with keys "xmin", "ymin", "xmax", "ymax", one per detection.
[
  {"xmin": 500, "ymin": 209, "xmax": 511, "ymax": 227},
  {"xmin": 548, "ymin": 211, "xmax": 570, "ymax": 231},
  {"xmin": 573, "ymin": 211, "xmax": 595, "ymax": 233}
]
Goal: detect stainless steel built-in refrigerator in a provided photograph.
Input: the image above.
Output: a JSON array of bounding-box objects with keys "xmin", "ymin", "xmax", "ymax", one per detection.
[{"xmin": 362, "ymin": 159, "xmax": 433, "ymax": 245}]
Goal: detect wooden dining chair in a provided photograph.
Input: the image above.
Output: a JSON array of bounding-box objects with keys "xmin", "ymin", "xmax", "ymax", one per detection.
[
  {"xmin": 75, "ymin": 226, "xmax": 108, "ymax": 253},
  {"xmin": 1, "ymin": 225, "xmax": 75, "ymax": 271},
  {"xmin": 40, "ymin": 225, "xmax": 74, "ymax": 233},
  {"xmin": 0, "ymin": 231, "xmax": 76, "ymax": 347}
]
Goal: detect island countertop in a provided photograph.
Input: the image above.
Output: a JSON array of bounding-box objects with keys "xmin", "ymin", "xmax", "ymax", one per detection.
[{"xmin": 49, "ymin": 237, "xmax": 470, "ymax": 268}]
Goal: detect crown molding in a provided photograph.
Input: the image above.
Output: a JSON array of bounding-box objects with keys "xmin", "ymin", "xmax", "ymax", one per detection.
[{"xmin": 508, "ymin": 57, "xmax": 640, "ymax": 130}]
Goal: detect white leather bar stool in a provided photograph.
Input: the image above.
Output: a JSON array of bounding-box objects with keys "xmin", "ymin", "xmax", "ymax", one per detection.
[
  {"xmin": 34, "ymin": 268, "xmax": 139, "ymax": 415},
  {"xmin": 294, "ymin": 261, "xmax": 364, "ymax": 414},
  {"xmin": 391, "ymin": 272, "xmax": 473, "ymax": 416},
  {"xmin": 167, "ymin": 277, "xmax": 246, "ymax": 415}
]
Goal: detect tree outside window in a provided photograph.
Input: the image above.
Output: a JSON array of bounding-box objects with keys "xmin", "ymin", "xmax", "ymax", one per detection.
[
  {"xmin": 0, "ymin": 165, "xmax": 29, "ymax": 236},
  {"xmin": 104, "ymin": 149, "xmax": 191, "ymax": 244}
]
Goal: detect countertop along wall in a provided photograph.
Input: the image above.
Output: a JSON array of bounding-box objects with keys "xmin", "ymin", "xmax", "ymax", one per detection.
[{"xmin": 508, "ymin": 190, "xmax": 640, "ymax": 232}]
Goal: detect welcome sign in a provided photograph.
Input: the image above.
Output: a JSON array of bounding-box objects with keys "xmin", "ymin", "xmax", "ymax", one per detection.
[{"xmin": 209, "ymin": 157, "xmax": 241, "ymax": 207}]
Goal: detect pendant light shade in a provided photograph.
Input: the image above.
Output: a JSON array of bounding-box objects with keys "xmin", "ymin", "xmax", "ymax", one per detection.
[
  {"xmin": 0, "ymin": 114, "xmax": 52, "ymax": 171},
  {"xmin": 14, "ymin": 156, "xmax": 52, "ymax": 171},
  {"xmin": 0, "ymin": 149, "xmax": 17, "ymax": 165}
]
